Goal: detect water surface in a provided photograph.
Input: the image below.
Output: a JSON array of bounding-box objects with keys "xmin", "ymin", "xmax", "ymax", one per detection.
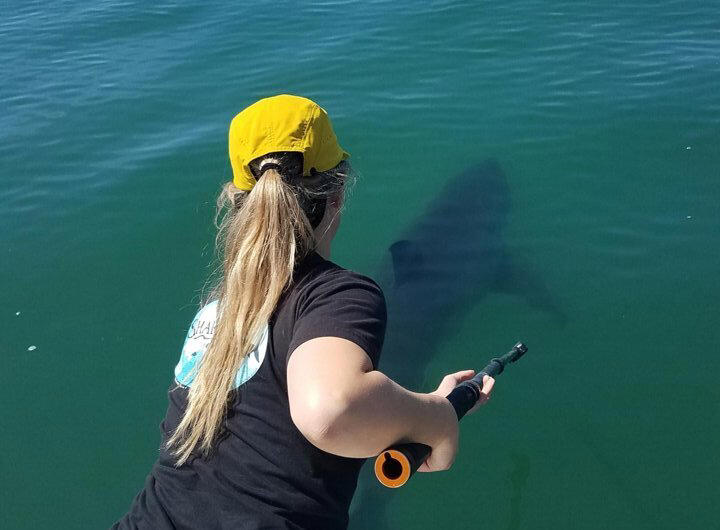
[{"xmin": 2, "ymin": 1, "xmax": 718, "ymax": 528}]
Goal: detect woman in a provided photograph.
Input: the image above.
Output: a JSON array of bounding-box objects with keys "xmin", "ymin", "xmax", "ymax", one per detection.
[{"xmin": 113, "ymin": 94, "xmax": 495, "ymax": 530}]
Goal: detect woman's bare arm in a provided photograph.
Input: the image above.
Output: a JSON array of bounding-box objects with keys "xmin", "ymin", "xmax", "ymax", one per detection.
[{"xmin": 287, "ymin": 337, "xmax": 492, "ymax": 470}]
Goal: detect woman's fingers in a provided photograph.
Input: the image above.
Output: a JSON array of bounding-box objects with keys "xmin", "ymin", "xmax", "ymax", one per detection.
[
  {"xmin": 435, "ymin": 369, "xmax": 476, "ymax": 396},
  {"xmin": 456, "ymin": 369, "xmax": 476, "ymax": 381},
  {"xmin": 480, "ymin": 374, "xmax": 495, "ymax": 398},
  {"xmin": 443, "ymin": 370, "xmax": 476, "ymax": 386},
  {"xmin": 468, "ymin": 375, "xmax": 495, "ymax": 413},
  {"xmin": 434, "ymin": 371, "xmax": 496, "ymax": 411},
  {"xmin": 477, "ymin": 375, "xmax": 495, "ymax": 405}
]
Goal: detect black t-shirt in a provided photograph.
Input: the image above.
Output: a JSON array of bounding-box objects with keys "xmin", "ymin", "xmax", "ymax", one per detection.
[{"xmin": 112, "ymin": 252, "xmax": 387, "ymax": 530}]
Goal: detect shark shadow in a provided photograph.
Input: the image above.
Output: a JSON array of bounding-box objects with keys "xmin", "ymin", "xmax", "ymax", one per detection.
[{"xmin": 349, "ymin": 160, "xmax": 565, "ymax": 529}]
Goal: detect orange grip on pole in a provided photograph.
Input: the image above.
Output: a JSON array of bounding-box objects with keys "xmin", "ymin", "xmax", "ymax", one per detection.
[{"xmin": 374, "ymin": 449, "xmax": 412, "ymax": 488}]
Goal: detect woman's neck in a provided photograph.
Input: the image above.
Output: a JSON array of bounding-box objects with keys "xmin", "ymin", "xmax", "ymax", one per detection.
[{"xmin": 312, "ymin": 197, "xmax": 340, "ymax": 260}]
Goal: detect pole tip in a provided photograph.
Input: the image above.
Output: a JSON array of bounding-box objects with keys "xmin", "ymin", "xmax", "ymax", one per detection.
[{"xmin": 510, "ymin": 342, "xmax": 528, "ymax": 362}]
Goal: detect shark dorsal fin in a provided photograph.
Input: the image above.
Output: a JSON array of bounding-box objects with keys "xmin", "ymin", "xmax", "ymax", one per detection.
[{"xmin": 389, "ymin": 240, "xmax": 423, "ymax": 287}]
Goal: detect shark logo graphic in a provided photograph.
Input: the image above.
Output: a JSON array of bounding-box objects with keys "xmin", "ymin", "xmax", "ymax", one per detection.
[{"xmin": 174, "ymin": 300, "xmax": 269, "ymax": 389}]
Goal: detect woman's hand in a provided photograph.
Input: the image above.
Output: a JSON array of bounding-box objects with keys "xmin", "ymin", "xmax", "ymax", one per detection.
[{"xmin": 417, "ymin": 370, "xmax": 496, "ymax": 473}]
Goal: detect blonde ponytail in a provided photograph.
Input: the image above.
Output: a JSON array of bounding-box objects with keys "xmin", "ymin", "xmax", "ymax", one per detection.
[{"xmin": 167, "ymin": 165, "xmax": 317, "ymax": 466}]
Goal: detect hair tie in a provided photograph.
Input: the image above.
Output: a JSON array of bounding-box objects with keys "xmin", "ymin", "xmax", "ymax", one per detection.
[{"xmin": 259, "ymin": 162, "xmax": 282, "ymax": 175}]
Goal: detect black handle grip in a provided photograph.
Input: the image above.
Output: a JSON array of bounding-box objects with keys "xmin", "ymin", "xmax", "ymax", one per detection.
[{"xmin": 374, "ymin": 342, "xmax": 528, "ymax": 488}]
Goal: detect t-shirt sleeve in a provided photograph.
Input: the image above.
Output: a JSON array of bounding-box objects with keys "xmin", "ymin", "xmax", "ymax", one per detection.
[{"xmin": 287, "ymin": 271, "xmax": 387, "ymax": 370}]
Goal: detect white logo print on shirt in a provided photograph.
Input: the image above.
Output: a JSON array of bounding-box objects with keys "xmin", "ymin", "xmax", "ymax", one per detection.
[{"xmin": 174, "ymin": 300, "xmax": 269, "ymax": 388}]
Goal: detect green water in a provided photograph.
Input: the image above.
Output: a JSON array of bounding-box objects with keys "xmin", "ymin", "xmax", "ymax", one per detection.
[{"xmin": 2, "ymin": 1, "xmax": 718, "ymax": 528}]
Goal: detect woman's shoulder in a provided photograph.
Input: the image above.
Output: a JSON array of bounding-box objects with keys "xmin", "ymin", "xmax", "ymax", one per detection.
[
  {"xmin": 287, "ymin": 256, "xmax": 387, "ymax": 369},
  {"xmin": 301, "ymin": 253, "xmax": 384, "ymax": 298},
  {"xmin": 289, "ymin": 257, "xmax": 386, "ymax": 329}
]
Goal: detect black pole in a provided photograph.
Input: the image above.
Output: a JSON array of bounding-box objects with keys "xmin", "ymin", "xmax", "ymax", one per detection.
[{"xmin": 374, "ymin": 342, "xmax": 528, "ymax": 488}]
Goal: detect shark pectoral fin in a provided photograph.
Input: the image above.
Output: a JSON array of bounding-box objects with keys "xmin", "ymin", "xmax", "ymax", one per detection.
[
  {"xmin": 495, "ymin": 253, "xmax": 567, "ymax": 326},
  {"xmin": 389, "ymin": 240, "xmax": 423, "ymax": 287}
]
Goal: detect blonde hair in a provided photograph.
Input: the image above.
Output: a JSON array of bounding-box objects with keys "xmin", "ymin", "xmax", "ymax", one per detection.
[{"xmin": 167, "ymin": 153, "xmax": 348, "ymax": 465}]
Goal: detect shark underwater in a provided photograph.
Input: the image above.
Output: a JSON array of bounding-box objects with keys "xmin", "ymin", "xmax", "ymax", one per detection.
[
  {"xmin": 374, "ymin": 159, "xmax": 564, "ymax": 389},
  {"xmin": 349, "ymin": 159, "xmax": 564, "ymax": 528}
]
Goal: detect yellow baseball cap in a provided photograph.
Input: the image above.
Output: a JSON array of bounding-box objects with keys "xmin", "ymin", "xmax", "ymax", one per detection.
[{"xmin": 228, "ymin": 94, "xmax": 350, "ymax": 191}]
